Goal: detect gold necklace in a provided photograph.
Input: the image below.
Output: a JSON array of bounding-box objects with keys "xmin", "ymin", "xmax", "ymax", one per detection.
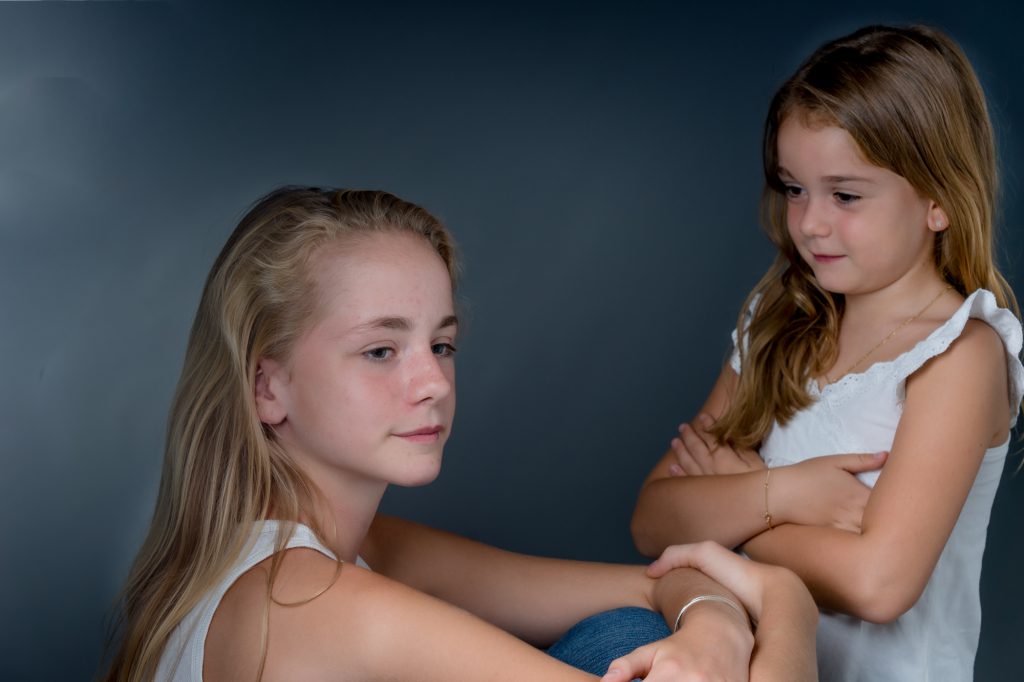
[{"xmin": 826, "ymin": 285, "xmax": 951, "ymax": 385}]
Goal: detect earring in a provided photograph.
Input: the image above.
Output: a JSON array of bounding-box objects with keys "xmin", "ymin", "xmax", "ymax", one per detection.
[{"xmin": 935, "ymin": 219, "xmax": 944, "ymax": 230}]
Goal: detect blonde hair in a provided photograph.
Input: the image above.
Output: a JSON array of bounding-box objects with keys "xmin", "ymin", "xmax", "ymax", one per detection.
[
  {"xmin": 101, "ymin": 187, "xmax": 458, "ymax": 681},
  {"xmin": 712, "ymin": 25, "xmax": 1019, "ymax": 449}
]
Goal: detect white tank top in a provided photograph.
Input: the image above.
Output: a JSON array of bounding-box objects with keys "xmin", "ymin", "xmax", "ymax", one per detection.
[
  {"xmin": 154, "ymin": 520, "xmax": 351, "ymax": 681},
  {"xmin": 732, "ymin": 289, "xmax": 1024, "ymax": 681}
]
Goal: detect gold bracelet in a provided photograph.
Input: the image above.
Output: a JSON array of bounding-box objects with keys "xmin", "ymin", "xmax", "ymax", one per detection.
[
  {"xmin": 672, "ymin": 594, "xmax": 748, "ymax": 632},
  {"xmin": 763, "ymin": 468, "xmax": 773, "ymax": 530}
]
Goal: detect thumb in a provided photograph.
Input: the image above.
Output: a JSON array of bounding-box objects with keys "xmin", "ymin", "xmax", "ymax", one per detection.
[
  {"xmin": 646, "ymin": 555, "xmax": 673, "ymax": 579},
  {"xmin": 840, "ymin": 451, "xmax": 888, "ymax": 473},
  {"xmin": 646, "ymin": 543, "xmax": 704, "ymax": 579}
]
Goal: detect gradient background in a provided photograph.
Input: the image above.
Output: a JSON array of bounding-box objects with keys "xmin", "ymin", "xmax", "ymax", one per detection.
[{"xmin": 1, "ymin": 1, "xmax": 1021, "ymax": 679}]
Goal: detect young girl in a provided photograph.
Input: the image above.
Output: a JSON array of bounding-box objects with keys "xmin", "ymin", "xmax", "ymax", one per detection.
[
  {"xmin": 631, "ymin": 24, "xmax": 1024, "ymax": 682},
  {"xmin": 102, "ymin": 187, "xmax": 816, "ymax": 681}
]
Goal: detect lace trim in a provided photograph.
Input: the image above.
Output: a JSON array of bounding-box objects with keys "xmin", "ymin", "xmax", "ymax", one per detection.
[{"xmin": 734, "ymin": 290, "xmax": 1024, "ymax": 421}]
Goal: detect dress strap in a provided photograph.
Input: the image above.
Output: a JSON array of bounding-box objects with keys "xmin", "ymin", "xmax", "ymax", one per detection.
[{"xmin": 892, "ymin": 289, "xmax": 1023, "ymax": 425}]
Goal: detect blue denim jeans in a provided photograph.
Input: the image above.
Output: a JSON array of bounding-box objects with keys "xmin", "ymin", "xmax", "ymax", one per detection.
[{"xmin": 547, "ymin": 607, "xmax": 671, "ymax": 679}]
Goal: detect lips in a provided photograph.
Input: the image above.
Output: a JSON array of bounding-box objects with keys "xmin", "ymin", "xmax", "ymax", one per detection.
[
  {"xmin": 812, "ymin": 253, "xmax": 844, "ymax": 263},
  {"xmin": 393, "ymin": 425, "xmax": 444, "ymax": 443}
]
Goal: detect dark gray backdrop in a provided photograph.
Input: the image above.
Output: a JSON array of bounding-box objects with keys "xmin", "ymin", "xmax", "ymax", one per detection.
[{"xmin": 1, "ymin": 1, "xmax": 1021, "ymax": 680}]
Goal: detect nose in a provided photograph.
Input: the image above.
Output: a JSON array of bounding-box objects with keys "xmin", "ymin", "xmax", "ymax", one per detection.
[
  {"xmin": 406, "ymin": 350, "xmax": 453, "ymax": 404},
  {"xmin": 794, "ymin": 197, "xmax": 831, "ymax": 238}
]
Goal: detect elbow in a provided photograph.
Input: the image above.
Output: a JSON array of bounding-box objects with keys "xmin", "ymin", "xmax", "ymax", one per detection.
[
  {"xmin": 845, "ymin": 569, "xmax": 925, "ymax": 624},
  {"xmin": 630, "ymin": 498, "xmax": 665, "ymax": 558}
]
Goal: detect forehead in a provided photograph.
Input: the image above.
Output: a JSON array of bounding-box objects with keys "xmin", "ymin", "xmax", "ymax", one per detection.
[
  {"xmin": 776, "ymin": 114, "xmax": 875, "ymax": 174},
  {"xmin": 312, "ymin": 231, "xmax": 454, "ymax": 326}
]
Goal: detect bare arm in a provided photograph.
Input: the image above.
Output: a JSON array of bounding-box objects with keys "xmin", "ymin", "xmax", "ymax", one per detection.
[
  {"xmin": 633, "ymin": 362, "xmax": 887, "ymax": 555},
  {"xmin": 362, "ymin": 514, "xmax": 745, "ymax": 647},
  {"xmin": 207, "ymin": 533, "xmax": 761, "ymax": 681},
  {"xmin": 632, "ymin": 366, "xmax": 772, "ymax": 552},
  {"xmin": 258, "ymin": 556, "xmax": 600, "ymax": 681},
  {"xmin": 647, "ymin": 542, "xmax": 819, "ymax": 682},
  {"xmin": 742, "ymin": 321, "xmax": 1010, "ymax": 622}
]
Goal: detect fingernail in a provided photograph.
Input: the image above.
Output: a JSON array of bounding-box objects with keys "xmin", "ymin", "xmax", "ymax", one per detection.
[
  {"xmin": 875, "ymin": 451, "xmax": 887, "ymax": 458},
  {"xmin": 699, "ymin": 413, "xmax": 713, "ymax": 426},
  {"xmin": 669, "ymin": 464, "xmax": 683, "ymax": 476}
]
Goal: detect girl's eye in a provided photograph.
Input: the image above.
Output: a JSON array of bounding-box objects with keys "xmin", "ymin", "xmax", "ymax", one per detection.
[
  {"xmin": 783, "ymin": 184, "xmax": 804, "ymax": 200},
  {"xmin": 363, "ymin": 347, "xmax": 395, "ymax": 361},
  {"xmin": 432, "ymin": 342, "xmax": 458, "ymax": 357},
  {"xmin": 834, "ymin": 192, "xmax": 860, "ymax": 205}
]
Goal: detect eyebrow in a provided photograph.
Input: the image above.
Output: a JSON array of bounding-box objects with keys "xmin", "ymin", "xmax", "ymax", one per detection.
[
  {"xmin": 777, "ymin": 167, "xmax": 874, "ymax": 184},
  {"xmin": 349, "ymin": 315, "xmax": 459, "ymax": 334},
  {"xmin": 822, "ymin": 175, "xmax": 875, "ymax": 184}
]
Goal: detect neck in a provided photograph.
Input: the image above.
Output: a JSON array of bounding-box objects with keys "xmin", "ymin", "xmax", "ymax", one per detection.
[
  {"xmin": 311, "ymin": 476, "xmax": 387, "ymax": 563},
  {"xmin": 841, "ymin": 261, "xmax": 947, "ymax": 321},
  {"xmin": 273, "ymin": 461, "xmax": 388, "ymax": 563}
]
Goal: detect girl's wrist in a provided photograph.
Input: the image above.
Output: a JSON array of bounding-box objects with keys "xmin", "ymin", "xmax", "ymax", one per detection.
[
  {"xmin": 673, "ymin": 594, "xmax": 751, "ymax": 633},
  {"xmin": 672, "ymin": 598, "xmax": 755, "ymax": 650},
  {"xmin": 764, "ymin": 465, "xmax": 793, "ymax": 526}
]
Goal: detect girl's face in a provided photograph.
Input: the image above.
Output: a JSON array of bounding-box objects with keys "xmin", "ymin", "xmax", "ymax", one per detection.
[
  {"xmin": 776, "ymin": 113, "xmax": 945, "ymax": 297},
  {"xmin": 256, "ymin": 231, "xmax": 457, "ymax": 495}
]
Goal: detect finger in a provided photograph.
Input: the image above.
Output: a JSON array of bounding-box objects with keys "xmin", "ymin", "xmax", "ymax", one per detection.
[
  {"xmin": 648, "ymin": 541, "xmax": 738, "ymax": 578},
  {"xmin": 697, "ymin": 412, "xmax": 716, "ymax": 430},
  {"xmin": 838, "ymin": 451, "xmax": 888, "ymax": 474},
  {"xmin": 646, "ymin": 542, "xmax": 699, "ymax": 578},
  {"xmin": 649, "ymin": 543, "xmax": 763, "ymax": 614},
  {"xmin": 641, "ymin": 659, "xmax": 692, "ymax": 682},
  {"xmin": 831, "ymin": 504, "xmax": 866, "ymax": 533},
  {"xmin": 837, "ymin": 490, "xmax": 871, "ymax": 532},
  {"xmin": 832, "ymin": 517, "xmax": 862, "ymax": 533},
  {"xmin": 602, "ymin": 646, "xmax": 653, "ymax": 681},
  {"xmin": 680, "ymin": 424, "xmax": 714, "ymax": 472},
  {"xmin": 671, "ymin": 438, "xmax": 702, "ymax": 476},
  {"xmin": 681, "ymin": 422, "xmax": 713, "ymax": 452},
  {"xmin": 734, "ymin": 446, "xmax": 764, "ymax": 467}
]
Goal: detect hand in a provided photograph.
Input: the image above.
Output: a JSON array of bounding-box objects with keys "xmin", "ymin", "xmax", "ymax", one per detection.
[
  {"xmin": 603, "ymin": 543, "xmax": 762, "ymax": 681},
  {"xmin": 601, "ymin": 617, "xmax": 752, "ymax": 682},
  {"xmin": 668, "ymin": 413, "xmax": 765, "ymax": 477},
  {"xmin": 646, "ymin": 543, "xmax": 818, "ymax": 682},
  {"xmin": 647, "ymin": 541, "xmax": 772, "ymax": 624},
  {"xmin": 773, "ymin": 452, "xmax": 888, "ymax": 532}
]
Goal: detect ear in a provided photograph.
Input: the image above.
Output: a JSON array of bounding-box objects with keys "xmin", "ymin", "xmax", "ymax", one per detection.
[
  {"xmin": 927, "ymin": 202, "xmax": 949, "ymax": 233},
  {"xmin": 254, "ymin": 358, "xmax": 288, "ymax": 426}
]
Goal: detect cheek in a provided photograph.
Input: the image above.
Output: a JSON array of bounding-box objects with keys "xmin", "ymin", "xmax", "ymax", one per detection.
[
  {"xmin": 784, "ymin": 203, "xmax": 800, "ymax": 232},
  {"xmin": 300, "ymin": 365, "xmax": 384, "ymax": 422},
  {"xmin": 784, "ymin": 207, "xmax": 805, "ymax": 248},
  {"xmin": 347, "ymin": 373, "xmax": 397, "ymax": 413}
]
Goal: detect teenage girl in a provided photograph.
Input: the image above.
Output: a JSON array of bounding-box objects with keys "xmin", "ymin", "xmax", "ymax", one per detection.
[
  {"xmin": 631, "ymin": 25, "xmax": 1024, "ymax": 682},
  {"xmin": 101, "ymin": 187, "xmax": 816, "ymax": 681}
]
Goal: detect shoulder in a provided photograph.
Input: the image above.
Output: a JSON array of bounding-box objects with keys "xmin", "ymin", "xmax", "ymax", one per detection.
[
  {"xmin": 951, "ymin": 317, "xmax": 1007, "ymax": 358},
  {"xmin": 906, "ymin": 317, "xmax": 1011, "ymax": 442},
  {"xmin": 901, "ymin": 289, "xmax": 1019, "ymax": 384},
  {"xmin": 956, "ymin": 289, "xmax": 1022, "ymax": 355},
  {"xmin": 206, "ymin": 544, "xmax": 578, "ymax": 682},
  {"xmin": 912, "ymin": 317, "xmax": 1006, "ymax": 385},
  {"xmin": 204, "ymin": 546, "xmax": 422, "ymax": 681}
]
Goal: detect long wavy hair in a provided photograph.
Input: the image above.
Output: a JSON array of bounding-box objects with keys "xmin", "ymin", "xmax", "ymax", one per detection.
[
  {"xmin": 101, "ymin": 187, "xmax": 458, "ymax": 681},
  {"xmin": 712, "ymin": 25, "xmax": 1019, "ymax": 449}
]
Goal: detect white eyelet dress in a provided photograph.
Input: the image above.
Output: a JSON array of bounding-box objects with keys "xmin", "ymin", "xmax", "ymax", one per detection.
[{"xmin": 730, "ymin": 289, "xmax": 1024, "ymax": 682}]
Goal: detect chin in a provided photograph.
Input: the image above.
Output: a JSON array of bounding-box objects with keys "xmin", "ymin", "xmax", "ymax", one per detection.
[
  {"xmin": 394, "ymin": 457, "xmax": 444, "ymax": 488},
  {"xmin": 808, "ymin": 272, "xmax": 850, "ymax": 296}
]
